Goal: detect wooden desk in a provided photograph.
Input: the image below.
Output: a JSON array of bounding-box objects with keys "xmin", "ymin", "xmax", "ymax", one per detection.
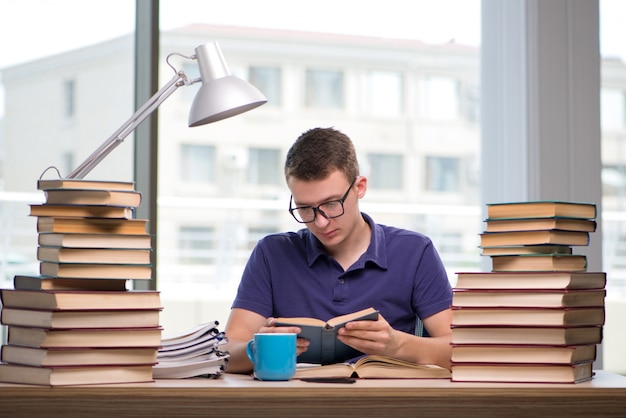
[{"xmin": 1, "ymin": 370, "xmax": 625, "ymax": 417}]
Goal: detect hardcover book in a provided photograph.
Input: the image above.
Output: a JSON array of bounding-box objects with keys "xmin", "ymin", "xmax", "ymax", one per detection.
[
  {"xmin": 454, "ymin": 271, "xmax": 606, "ymax": 290},
  {"xmin": 450, "ymin": 326, "xmax": 603, "ymax": 345},
  {"xmin": 490, "ymin": 254, "xmax": 587, "ymax": 272},
  {"xmin": 36, "ymin": 217, "xmax": 148, "ymax": 235},
  {"xmin": 484, "ymin": 217, "xmax": 597, "ymax": 233},
  {"xmin": 13, "ymin": 275, "xmax": 128, "ymax": 291},
  {"xmin": 0, "ymin": 363, "xmax": 154, "ymax": 386},
  {"xmin": 39, "ymin": 261, "xmax": 152, "ymax": 279},
  {"xmin": 479, "ymin": 230, "xmax": 590, "ymax": 247},
  {"xmin": 37, "ymin": 179, "xmax": 136, "ymax": 191},
  {"xmin": 0, "ymin": 345, "xmax": 158, "ymax": 367},
  {"xmin": 30, "ymin": 204, "xmax": 135, "ymax": 219},
  {"xmin": 451, "ymin": 289, "xmax": 606, "ymax": 308},
  {"xmin": 451, "ymin": 307, "xmax": 605, "ymax": 327},
  {"xmin": 38, "ymin": 233, "xmax": 152, "ymax": 249},
  {"xmin": 274, "ymin": 307, "xmax": 379, "ymax": 364},
  {"xmin": 486, "ymin": 201, "xmax": 597, "ymax": 220},
  {"xmin": 37, "ymin": 246, "xmax": 151, "ymax": 264},
  {"xmin": 450, "ymin": 344, "xmax": 597, "ymax": 364},
  {"xmin": 0, "ymin": 289, "xmax": 162, "ymax": 310},
  {"xmin": 6, "ymin": 326, "xmax": 163, "ymax": 348},
  {"xmin": 43, "ymin": 189, "xmax": 142, "ymax": 207},
  {"xmin": 1, "ymin": 307, "xmax": 162, "ymax": 329},
  {"xmin": 450, "ymin": 361, "xmax": 594, "ymax": 383}
]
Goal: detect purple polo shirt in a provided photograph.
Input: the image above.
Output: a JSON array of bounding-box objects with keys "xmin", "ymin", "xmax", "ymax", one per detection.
[{"xmin": 231, "ymin": 213, "xmax": 452, "ymax": 335}]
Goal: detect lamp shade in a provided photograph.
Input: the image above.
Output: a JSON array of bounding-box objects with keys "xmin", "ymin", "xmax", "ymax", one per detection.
[{"xmin": 188, "ymin": 42, "xmax": 267, "ymax": 127}]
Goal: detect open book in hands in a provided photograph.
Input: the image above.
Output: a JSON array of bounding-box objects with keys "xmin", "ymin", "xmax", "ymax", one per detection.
[
  {"xmin": 294, "ymin": 355, "xmax": 451, "ymax": 379},
  {"xmin": 274, "ymin": 307, "xmax": 379, "ymax": 365}
]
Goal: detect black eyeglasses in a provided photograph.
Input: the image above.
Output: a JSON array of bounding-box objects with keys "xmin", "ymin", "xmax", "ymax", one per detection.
[{"xmin": 288, "ymin": 178, "xmax": 357, "ymax": 223}]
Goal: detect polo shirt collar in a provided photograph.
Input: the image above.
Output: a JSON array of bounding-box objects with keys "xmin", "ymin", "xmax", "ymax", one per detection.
[{"xmin": 304, "ymin": 212, "xmax": 388, "ymax": 269}]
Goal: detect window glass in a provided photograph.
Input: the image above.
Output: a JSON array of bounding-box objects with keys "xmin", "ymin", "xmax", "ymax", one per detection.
[
  {"xmin": 305, "ymin": 69, "xmax": 344, "ymax": 109},
  {"xmin": 247, "ymin": 148, "xmax": 281, "ymax": 186},
  {"xmin": 180, "ymin": 144, "xmax": 216, "ymax": 183},
  {"xmin": 366, "ymin": 153, "xmax": 404, "ymax": 190},
  {"xmin": 249, "ymin": 66, "xmax": 282, "ymax": 106},
  {"xmin": 418, "ymin": 76, "xmax": 459, "ymax": 120},
  {"xmin": 0, "ymin": 0, "xmax": 135, "ymax": 345},
  {"xmin": 426, "ymin": 156, "xmax": 460, "ymax": 192},
  {"xmin": 363, "ymin": 70, "xmax": 403, "ymax": 116}
]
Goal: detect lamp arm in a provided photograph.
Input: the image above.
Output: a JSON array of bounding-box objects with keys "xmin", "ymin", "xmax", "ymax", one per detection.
[{"xmin": 66, "ymin": 72, "xmax": 187, "ymax": 179}]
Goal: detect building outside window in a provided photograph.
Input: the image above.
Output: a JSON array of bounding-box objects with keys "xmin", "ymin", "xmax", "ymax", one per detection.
[
  {"xmin": 179, "ymin": 144, "xmax": 216, "ymax": 184},
  {"xmin": 249, "ymin": 66, "xmax": 282, "ymax": 107},
  {"xmin": 305, "ymin": 69, "xmax": 344, "ymax": 109}
]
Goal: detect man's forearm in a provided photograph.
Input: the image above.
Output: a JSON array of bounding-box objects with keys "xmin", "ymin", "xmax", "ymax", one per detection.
[{"xmin": 222, "ymin": 340, "xmax": 254, "ymax": 374}]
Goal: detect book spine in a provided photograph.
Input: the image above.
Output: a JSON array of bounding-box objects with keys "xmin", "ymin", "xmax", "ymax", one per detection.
[{"xmin": 320, "ymin": 328, "xmax": 336, "ymax": 365}]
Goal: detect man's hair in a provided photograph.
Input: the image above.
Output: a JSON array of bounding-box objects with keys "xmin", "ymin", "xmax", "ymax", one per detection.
[{"xmin": 284, "ymin": 127, "xmax": 359, "ymax": 182}]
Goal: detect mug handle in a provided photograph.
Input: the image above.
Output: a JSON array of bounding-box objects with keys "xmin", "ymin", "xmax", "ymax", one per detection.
[{"xmin": 246, "ymin": 339, "xmax": 256, "ymax": 364}]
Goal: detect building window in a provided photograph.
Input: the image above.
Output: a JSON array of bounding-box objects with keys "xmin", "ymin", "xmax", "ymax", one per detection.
[
  {"xmin": 180, "ymin": 144, "xmax": 216, "ymax": 183},
  {"xmin": 418, "ymin": 76, "xmax": 460, "ymax": 121},
  {"xmin": 247, "ymin": 147, "xmax": 281, "ymax": 185},
  {"xmin": 63, "ymin": 79, "xmax": 76, "ymax": 118},
  {"xmin": 601, "ymin": 88, "xmax": 625, "ymax": 131},
  {"xmin": 305, "ymin": 69, "xmax": 344, "ymax": 109},
  {"xmin": 426, "ymin": 156, "xmax": 460, "ymax": 192},
  {"xmin": 366, "ymin": 153, "xmax": 404, "ymax": 190},
  {"xmin": 249, "ymin": 66, "xmax": 281, "ymax": 106},
  {"xmin": 178, "ymin": 226, "xmax": 214, "ymax": 264},
  {"xmin": 363, "ymin": 70, "xmax": 404, "ymax": 116}
]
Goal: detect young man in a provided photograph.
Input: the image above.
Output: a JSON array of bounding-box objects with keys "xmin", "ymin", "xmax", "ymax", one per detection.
[{"xmin": 223, "ymin": 127, "xmax": 453, "ymax": 373}]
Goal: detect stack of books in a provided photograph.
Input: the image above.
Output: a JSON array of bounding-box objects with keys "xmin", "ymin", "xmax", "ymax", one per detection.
[
  {"xmin": 0, "ymin": 178, "xmax": 162, "ymax": 386},
  {"xmin": 451, "ymin": 201, "xmax": 606, "ymax": 383}
]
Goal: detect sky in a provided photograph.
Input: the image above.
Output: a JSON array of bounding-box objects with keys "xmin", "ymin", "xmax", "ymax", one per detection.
[
  {"xmin": 1, "ymin": 0, "xmax": 625, "ymax": 68},
  {"xmin": 0, "ymin": 0, "xmax": 482, "ymax": 69},
  {"xmin": 0, "ymin": 0, "xmax": 623, "ymax": 70}
]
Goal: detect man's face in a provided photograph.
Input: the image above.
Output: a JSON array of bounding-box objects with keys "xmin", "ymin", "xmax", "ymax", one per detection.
[{"xmin": 288, "ymin": 170, "xmax": 362, "ymax": 249}]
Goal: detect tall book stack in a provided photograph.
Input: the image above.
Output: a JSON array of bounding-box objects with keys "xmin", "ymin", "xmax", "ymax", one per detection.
[
  {"xmin": 0, "ymin": 178, "xmax": 162, "ymax": 386},
  {"xmin": 451, "ymin": 201, "xmax": 606, "ymax": 383}
]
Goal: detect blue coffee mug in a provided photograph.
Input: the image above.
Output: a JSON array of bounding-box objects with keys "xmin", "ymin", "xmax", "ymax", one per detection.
[{"xmin": 246, "ymin": 333, "xmax": 297, "ymax": 381}]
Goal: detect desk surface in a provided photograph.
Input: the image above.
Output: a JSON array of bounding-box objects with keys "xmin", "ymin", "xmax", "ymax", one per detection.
[{"xmin": 1, "ymin": 370, "xmax": 626, "ymax": 417}]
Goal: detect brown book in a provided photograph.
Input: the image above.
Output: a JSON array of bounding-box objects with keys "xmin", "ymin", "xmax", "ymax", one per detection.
[
  {"xmin": 0, "ymin": 289, "xmax": 161, "ymax": 310},
  {"xmin": 43, "ymin": 189, "xmax": 142, "ymax": 207},
  {"xmin": 6, "ymin": 326, "xmax": 163, "ymax": 348},
  {"xmin": 0, "ymin": 363, "xmax": 154, "ymax": 386},
  {"xmin": 490, "ymin": 254, "xmax": 587, "ymax": 272},
  {"xmin": 37, "ymin": 246, "xmax": 151, "ymax": 264},
  {"xmin": 451, "ymin": 307, "xmax": 605, "ymax": 326},
  {"xmin": 450, "ymin": 326, "xmax": 603, "ymax": 345},
  {"xmin": 0, "ymin": 345, "xmax": 158, "ymax": 367},
  {"xmin": 30, "ymin": 204, "xmax": 134, "ymax": 219},
  {"xmin": 480, "ymin": 230, "xmax": 590, "ymax": 247},
  {"xmin": 274, "ymin": 307, "xmax": 379, "ymax": 364},
  {"xmin": 484, "ymin": 217, "xmax": 597, "ymax": 232},
  {"xmin": 450, "ymin": 361, "xmax": 594, "ymax": 383},
  {"xmin": 13, "ymin": 275, "xmax": 128, "ymax": 291},
  {"xmin": 1, "ymin": 307, "xmax": 162, "ymax": 329},
  {"xmin": 37, "ymin": 217, "xmax": 148, "ymax": 235},
  {"xmin": 486, "ymin": 201, "xmax": 597, "ymax": 220},
  {"xmin": 37, "ymin": 178, "xmax": 136, "ymax": 191},
  {"xmin": 40, "ymin": 261, "xmax": 152, "ymax": 279},
  {"xmin": 454, "ymin": 271, "xmax": 607, "ymax": 290},
  {"xmin": 450, "ymin": 344, "xmax": 597, "ymax": 364},
  {"xmin": 480, "ymin": 245, "xmax": 573, "ymax": 256},
  {"xmin": 39, "ymin": 233, "xmax": 152, "ymax": 249},
  {"xmin": 294, "ymin": 355, "xmax": 451, "ymax": 380},
  {"xmin": 452, "ymin": 289, "xmax": 605, "ymax": 308}
]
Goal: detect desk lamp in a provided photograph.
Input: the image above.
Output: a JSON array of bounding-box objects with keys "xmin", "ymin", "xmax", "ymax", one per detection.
[{"xmin": 66, "ymin": 41, "xmax": 267, "ymax": 179}]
